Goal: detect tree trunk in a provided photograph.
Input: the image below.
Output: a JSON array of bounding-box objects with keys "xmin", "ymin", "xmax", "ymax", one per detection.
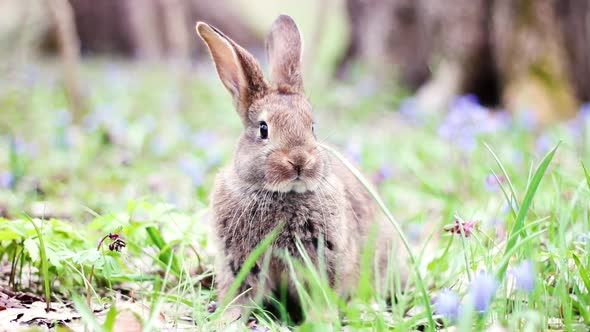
[
  {"xmin": 47, "ymin": 0, "xmax": 86, "ymax": 124},
  {"xmin": 41, "ymin": 0, "xmax": 262, "ymax": 61},
  {"xmin": 338, "ymin": 0, "xmax": 589, "ymax": 124}
]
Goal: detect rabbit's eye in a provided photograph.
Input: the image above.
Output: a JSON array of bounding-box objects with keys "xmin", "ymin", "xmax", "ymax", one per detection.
[{"xmin": 259, "ymin": 121, "xmax": 268, "ymax": 139}]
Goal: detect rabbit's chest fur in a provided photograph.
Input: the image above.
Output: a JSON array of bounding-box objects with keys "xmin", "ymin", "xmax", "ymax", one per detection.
[{"xmin": 211, "ymin": 171, "xmax": 355, "ymax": 285}]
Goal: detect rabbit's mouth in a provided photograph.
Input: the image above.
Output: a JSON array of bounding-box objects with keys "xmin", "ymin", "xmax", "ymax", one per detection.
[
  {"xmin": 264, "ymin": 178, "xmax": 318, "ymax": 194},
  {"xmin": 290, "ymin": 179, "xmax": 308, "ymax": 193}
]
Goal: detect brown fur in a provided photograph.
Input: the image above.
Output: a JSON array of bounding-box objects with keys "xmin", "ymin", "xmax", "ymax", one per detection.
[{"xmin": 196, "ymin": 15, "xmax": 402, "ymax": 324}]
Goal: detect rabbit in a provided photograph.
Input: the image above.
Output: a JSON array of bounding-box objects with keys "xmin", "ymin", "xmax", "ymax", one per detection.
[{"xmin": 195, "ymin": 14, "xmax": 405, "ymax": 324}]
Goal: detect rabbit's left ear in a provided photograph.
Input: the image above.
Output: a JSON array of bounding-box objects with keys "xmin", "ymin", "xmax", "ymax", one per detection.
[
  {"xmin": 266, "ymin": 15, "xmax": 304, "ymax": 94},
  {"xmin": 196, "ymin": 22, "xmax": 269, "ymax": 122}
]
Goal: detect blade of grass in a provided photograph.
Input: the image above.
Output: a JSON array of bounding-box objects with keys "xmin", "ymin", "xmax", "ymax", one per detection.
[
  {"xmin": 103, "ymin": 303, "xmax": 118, "ymax": 332},
  {"xmin": 582, "ymin": 161, "xmax": 590, "ymax": 191},
  {"xmin": 72, "ymin": 292, "xmax": 104, "ymax": 332},
  {"xmin": 320, "ymin": 143, "xmax": 435, "ymax": 330},
  {"xmin": 496, "ymin": 229, "xmax": 546, "ymax": 280},
  {"xmin": 497, "ymin": 144, "xmax": 559, "ymax": 278},
  {"xmin": 24, "ymin": 216, "xmax": 51, "ymax": 311},
  {"xmin": 490, "ymin": 170, "xmax": 518, "ymax": 219},
  {"xmin": 218, "ymin": 222, "xmax": 283, "ymax": 316},
  {"xmin": 455, "ymin": 215, "xmax": 473, "ymax": 281},
  {"xmin": 484, "ymin": 143, "xmax": 520, "ymax": 211},
  {"xmin": 572, "ymin": 254, "xmax": 590, "ymax": 295}
]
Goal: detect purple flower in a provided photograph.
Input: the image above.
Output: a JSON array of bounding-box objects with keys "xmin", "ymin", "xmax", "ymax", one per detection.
[
  {"xmin": 452, "ymin": 94, "xmax": 483, "ymax": 113},
  {"xmin": 535, "ymin": 134, "xmax": 552, "ymax": 155},
  {"xmin": 456, "ymin": 131, "xmax": 477, "ymax": 151},
  {"xmin": 374, "ymin": 164, "xmax": 394, "ymax": 185},
  {"xmin": 437, "ymin": 94, "xmax": 504, "ymax": 151},
  {"xmin": 580, "ymin": 102, "xmax": 590, "ymax": 118},
  {"xmin": 434, "ymin": 289, "xmax": 461, "ymax": 322},
  {"xmin": 444, "ymin": 216, "xmax": 477, "ymax": 237},
  {"xmin": 468, "ymin": 272, "xmax": 499, "ymax": 312},
  {"xmin": 512, "ymin": 151, "xmax": 524, "ymax": 166},
  {"xmin": 191, "ymin": 130, "xmax": 217, "ymax": 148},
  {"xmin": 568, "ymin": 103, "xmax": 590, "ymax": 137},
  {"xmin": 345, "ymin": 141, "xmax": 362, "ymax": 163},
  {"xmin": 0, "ymin": 171, "xmax": 15, "ymax": 189},
  {"xmin": 178, "ymin": 157, "xmax": 204, "ymax": 187},
  {"xmin": 398, "ymin": 97, "xmax": 421, "ymax": 124},
  {"xmin": 511, "ymin": 260, "xmax": 535, "ymax": 292},
  {"xmin": 576, "ymin": 232, "xmax": 590, "ymax": 242}
]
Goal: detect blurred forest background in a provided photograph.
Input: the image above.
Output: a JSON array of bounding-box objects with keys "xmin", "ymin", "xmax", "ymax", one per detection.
[
  {"xmin": 1, "ymin": 1, "xmax": 590, "ymax": 330},
  {"xmin": 2, "ymin": 0, "xmax": 589, "ymax": 124}
]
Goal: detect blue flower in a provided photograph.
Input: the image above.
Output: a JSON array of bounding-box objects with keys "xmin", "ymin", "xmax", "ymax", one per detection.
[
  {"xmin": 437, "ymin": 94, "xmax": 507, "ymax": 152},
  {"xmin": 434, "ymin": 289, "xmax": 461, "ymax": 322},
  {"xmin": 580, "ymin": 102, "xmax": 590, "ymax": 118},
  {"xmin": 468, "ymin": 272, "xmax": 499, "ymax": 312},
  {"xmin": 345, "ymin": 141, "xmax": 362, "ymax": 163},
  {"xmin": 192, "ymin": 130, "xmax": 217, "ymax": 148},
  {"xmin": 511, "ymin": 260, "xmax": 535, "ymax": 292},
  {"xmin": 374, "ymin": 164, "xmax": 394, "ymax": 184},
  {"xmin": 568, "ymin": 102, "xmax": 590, "ymax": 137},
  {"xmin": 0, "ymin": 171, "xmax": 15, "ymax": 189},
  {"xmin": 535, "ymin": 134, "xmax": 552, "ymax": 155},
  {"xmin": 576, "ymin": 232, "xmax": 590, "ymax": 242},
  {"xmin": 178, "ymin": 157, "xmax": 204, "ymax": 187}
]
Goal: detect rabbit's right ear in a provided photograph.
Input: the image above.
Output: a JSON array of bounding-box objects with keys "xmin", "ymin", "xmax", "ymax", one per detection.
[
  {"xmin": 196, "ymin": 22, "xmax": 269, "ymax": 121},
  {"xmin": 266, "ymin": 15, "xmax": 304, "ymax": 94}
]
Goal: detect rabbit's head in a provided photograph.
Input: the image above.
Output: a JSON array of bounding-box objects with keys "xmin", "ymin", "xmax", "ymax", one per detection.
[{"xmin": 196, "ymin": 15, "xmax": 326, "ymax": 193}]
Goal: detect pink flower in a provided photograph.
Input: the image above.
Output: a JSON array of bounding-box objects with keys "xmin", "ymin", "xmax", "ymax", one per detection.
[{"xmin": 444, "ymin": 216, "xmax": 477, "ymax": 237}]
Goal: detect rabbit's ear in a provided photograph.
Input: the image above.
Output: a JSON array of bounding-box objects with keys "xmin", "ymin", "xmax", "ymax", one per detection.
[
  {"xmin": 196, "ymin": 22, "xmax": 269, "ymax": 120},
  {"xmin": 266, "ymin": 15, "xmax": 304, "ymax": 94}
]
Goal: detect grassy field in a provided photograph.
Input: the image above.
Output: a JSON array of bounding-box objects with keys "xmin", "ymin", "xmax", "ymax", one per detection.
[{"xmin": 0, "ymin": 49, "xmax": 589, "ymax": 331}]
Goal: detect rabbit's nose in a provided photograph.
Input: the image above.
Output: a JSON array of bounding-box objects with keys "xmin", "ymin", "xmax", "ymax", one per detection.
[{"xmin": 288, "ymin": 160, "xmax": 302, "ymax": 176}]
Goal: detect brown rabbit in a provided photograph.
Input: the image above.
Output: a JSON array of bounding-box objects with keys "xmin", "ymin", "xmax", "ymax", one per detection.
[{"xmin": 196, "ymin": 15, "xmax": 403, "ymax": 323}]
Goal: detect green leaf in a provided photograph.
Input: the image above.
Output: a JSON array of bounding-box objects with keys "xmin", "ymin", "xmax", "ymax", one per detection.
[
  {"xmin": 498, "ymin": 143, "xmax": 559, "ymax": 278},
  {"xmin": 72, "ymin": 249, "xmax": 102, "ymax": 265},
  {"xmin": 101, "ymin": 255, "xmax": 121, "ymax": 278},
  {"xmin": 0, "ymin": 220, "xmax": 30, "ymax": 240},
  {"xmin": 146, "ymin": 226, "xmax": 182, "ymax": 278},
  {"xmin": 23, "ymin": 238, "xmax": 40, "ymax": 262}
]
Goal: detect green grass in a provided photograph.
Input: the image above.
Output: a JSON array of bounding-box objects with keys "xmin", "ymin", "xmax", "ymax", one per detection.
[{"xmin": 0, "ymin": 58, "xmax": 589, "ymax": 331}]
